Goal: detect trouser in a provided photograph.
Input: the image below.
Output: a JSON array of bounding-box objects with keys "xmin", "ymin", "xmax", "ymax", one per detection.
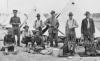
[
  {"xmin": 4, "ymin": 43, "xmax": 15, "ymax": 52},
  {"xmin": 7, "ymin": 46, "xmax": 14, "ymax": 52},
  {"xmin": 32, "ymin": 35, "xmax": 45, "ymax": 49},
  {"xmin": 12, "ymin": 27, "xmax": 20, "ymax": 46},
  {"xmin": 49, "ymin": 32, "xmax": 58, "ymax": 47},
  {"xmin": 65, "ymin": 30, "xmax": 76, "ymax": 54},
  {"xmin": 66, "ymin": 32, "xmax": 76, "ymax": 42},
  {"xmin": 83, "ymin": 34, "xmax": 95, "ymax": 53},
  {"xmin": 22, "ymin": 37, "xmax": 32, "ymax": 47},
  {"xmin": 83, "ymin": 34, "xmax": 94, "ymax": 41}
]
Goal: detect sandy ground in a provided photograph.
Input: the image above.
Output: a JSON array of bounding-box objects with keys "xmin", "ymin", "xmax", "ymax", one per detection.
[{"xmin": 0, "ymin": 41, "xmax": 100, "ymax": 61}]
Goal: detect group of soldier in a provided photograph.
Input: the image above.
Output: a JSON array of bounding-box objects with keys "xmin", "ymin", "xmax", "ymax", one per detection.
[{"xmin": 3, "ymin": 9, "xmax": 96, "ymax": 55}]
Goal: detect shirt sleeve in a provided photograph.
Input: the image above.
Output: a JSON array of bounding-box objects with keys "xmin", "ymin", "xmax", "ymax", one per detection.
[
  {"xmin": 44, "ymin": 18, "xmax": 50, "ymax": 26},
  {"xmin": 81, "ymin": 20, "xmax": 84, "ymax": 34},
  {"xmin": 92, "ymin": 19, "xmax": 95, "ymax": 33},
  {"xmin": 56, "ymin": 19, "xmax": 59, "ymax": 28},
  {"xmin": 18, "ymin": 17, "xmax": 21, "ymax": 24},
  {"xmin": 29, "ymin": 30, "xmax": 33, "ymax": 36},
  {"xmin": 10, "ymin": 17, "xmax": 13, "ymax": 24},
  {"xmin": 74, "ymin": 19, "xmax": 78, "ymax": 27},
  {"xmin": 21, "ymin": 31, "xmax": 25, "ymax": 38}
]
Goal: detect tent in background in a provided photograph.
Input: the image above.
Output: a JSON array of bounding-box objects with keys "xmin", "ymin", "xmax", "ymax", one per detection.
[{"xmin": 0, "ymin": 0, "xmax": 100, "ymax": 41}]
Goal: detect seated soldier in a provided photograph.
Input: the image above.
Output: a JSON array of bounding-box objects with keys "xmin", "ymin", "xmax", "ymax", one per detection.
[
  {"xmin": 32, "ymin": 30, "xmax": 45, "ymax": 49},
  {"xmin": 3, "ymin": 29, "xmax": 16, "ymax": 55},
  {"xmin": 21, "ymin": 25, "xmax": 33, "ymax": 47}
]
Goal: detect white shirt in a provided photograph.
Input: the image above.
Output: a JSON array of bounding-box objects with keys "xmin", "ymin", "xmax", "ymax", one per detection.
[
  {"xmin": 87, "ymin": 19, "xmax": 90, "ymax": 28},
  {"xmin": 67, "ymin": 19, "xmax": 78, "ymax": 29},
  {"xmin": 34, "ymin": 20, "xmax": 43, "ymax": 29}
]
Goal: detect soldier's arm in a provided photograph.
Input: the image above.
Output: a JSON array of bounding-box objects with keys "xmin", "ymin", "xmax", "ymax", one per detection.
[
  {"xmin": 44, "ymin": 18, "xmax": 50, "ymax": 26},
  {"xmin": 4, "ymin": 35, "xmax": 7, "ymax": 46},
  {"xmin": 92, "ymin": 19, "xmax": 95, "ymax": 33},
  {"xmin": 41, "ymin": 20, "xmax": 44, "ymax": 28},
  {"xmin": 10, "ymin": 17, "xmax": 13, "ymax": 25},
  {"xmin": 73, "ymin": 19, "xmax": 78, "ymax": 28},
  {"xmin": 56, "ymin": 19, "xmax": 59, "ymax": 28},
  {"xmin": 18, "ymin": 17, "xmax": 21, "ymax": 24},
  {"xmin": 21, "ymin": 31, "xmax": 25, "ymax": 38},
  {"xmin": 28, "ymin": 30, "xmax": 33, "ymax": 37},
  {"xmin": 81, "ymin": 20, "xmax": 84, "ymax": 34}
]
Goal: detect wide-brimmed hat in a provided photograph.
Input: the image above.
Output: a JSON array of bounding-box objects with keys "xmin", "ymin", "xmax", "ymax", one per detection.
[
  {"xmin": 85, "ymin": 11, "xmax": 91, "ymax": 16},
  {"xmin": 23, "ymin": 25, "xmax": 29, "ymax": 29},
  {"xmin": 36, "ymin": 13, "xmax": 40, "ymax": 17},
  {"xmin": 68, "ymin": 12, "xmax": 73, "ymax": 16},
  {"xmin": 50, "ymin": 10, "xmax": 55, "ymax": 14}
]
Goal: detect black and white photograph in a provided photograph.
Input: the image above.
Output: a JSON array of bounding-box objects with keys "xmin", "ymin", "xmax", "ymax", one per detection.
[{"xmin": 0, "ymin": 0, "xmax": 100, "ymax": 61}]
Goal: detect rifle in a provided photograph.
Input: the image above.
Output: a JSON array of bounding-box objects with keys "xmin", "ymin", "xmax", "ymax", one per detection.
[{"xmin": 42, "ymin": 13, "xmax": 65, "ymax": 35}]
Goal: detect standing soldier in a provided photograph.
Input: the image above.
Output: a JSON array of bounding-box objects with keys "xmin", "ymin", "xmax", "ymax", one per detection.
[
  {"xmin": 45, "ymin": 10, "xmax": 59, "ymax": 47},
  {"xmin": 10, "ymin": 10, "xmax": 21, "ymax": 46},
  {"xmin": 81, "ymin": 11, "xmax": 95, "ymax": 41},
  {"xmin": 34, "ymin": 13, "xmax": 44, "ymax": 33},
  {"xmin": 65, "ymin": 12, "xmax": 78, "ymax": 55},
  {"xmin": 81, "ymin": 11, "xmax": 95, "ymax": 54},
  {"xmin": 33, "ymin": 13, "xmax": 45, "ymax": 48}
]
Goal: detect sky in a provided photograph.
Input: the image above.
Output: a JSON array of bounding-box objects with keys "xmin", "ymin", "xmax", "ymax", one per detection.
[{"xmin": 0, "ymin": 0, "xmax": 100, "ymax": 37}]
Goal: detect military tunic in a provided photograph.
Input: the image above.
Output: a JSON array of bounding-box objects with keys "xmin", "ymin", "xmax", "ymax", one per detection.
[
  {"xmin": 45, "ymin": 17, "xmax": 59, "ymax": 47},
  {"xmin": 10, "ymin": 16, "xmax": 21, "ymax": 46}
]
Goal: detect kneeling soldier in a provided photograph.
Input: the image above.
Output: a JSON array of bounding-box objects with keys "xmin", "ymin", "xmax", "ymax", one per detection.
[
  {"xmin": 3, "ymin": 29, "xmax": 16, "ymax": 55},
  {"xmin": 21, "ymin": 25, "xmax": 33, "ymax": 52}
]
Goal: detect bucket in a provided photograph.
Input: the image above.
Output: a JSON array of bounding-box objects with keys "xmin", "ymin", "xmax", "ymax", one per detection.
[
  {"xmin": 75, "ymin": 46, "xmax": 85, "ymax": 53},
  {"xmin": 52, "ymin": 48, "xmax": 60, "ymax": 57}
]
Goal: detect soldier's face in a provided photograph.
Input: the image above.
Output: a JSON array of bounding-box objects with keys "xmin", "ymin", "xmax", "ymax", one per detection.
[
  {"xmin": 37, "ymin": 17, "xmax": 40, "ymax": 20},
  {"xmin": 86, "ymin": 14, "xmax": 90, "ymax": 18},
  {"xmin": 51, "ymin": 13, "xmax": 55, "ymax": 17},
  {"xmin": 69, "ymin": 16, "xmax": 73, "ymax": 19},
  {"xmin": 13, "ymin": 12, "xmax": 17, "ymax": 16}
]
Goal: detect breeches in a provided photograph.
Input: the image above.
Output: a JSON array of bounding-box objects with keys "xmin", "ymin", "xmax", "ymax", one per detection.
[
  {"xmin": 66, "ymin": 32, "xmax": 76, "ymax": 42},
  {"xmin": 83, "ymin": 34, "xmax": 94, "ymax": 41}
]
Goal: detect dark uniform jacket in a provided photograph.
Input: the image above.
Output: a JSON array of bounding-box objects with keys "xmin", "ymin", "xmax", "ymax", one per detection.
[
  {"xmin": 81, "ymin": 18, "xmax": 95, "ymax": 35},
  {"xmin": 10, "ymin": 16, "xmax": 21, "ymax": 28}
]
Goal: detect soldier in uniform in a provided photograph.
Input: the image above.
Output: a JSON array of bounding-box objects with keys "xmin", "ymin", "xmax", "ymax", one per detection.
[
  {"xmin": 10, "ymin": 10, "xmax": 21, "ymax": 46},
  {"xmin": 45, "ymin": 10, "xmax": 59, "ymax": 47},
  {"xmin": 3, "ymin": 29, "xmax": 16, "ymax": 55},
  {"xmin": 34, "ymin": 13, "xmax": 44, "ymax": 34},
  {"xmin": 64, "ymin": 12, "xmax": 78, "ymax": 55},
  {"xmin": 81, "ymin": 11, "xmax": 95, "ymax": 54},
  {"xmin": 21, "ymin": 25, "xmax": 33, "ymax": 47},
  {"xmin": 81, "ymin": 11, "xmax": 95, "ymax": 41},
  {"xmin": 33, "ymin": 13, "xmax": 45, "ymax": 48}
]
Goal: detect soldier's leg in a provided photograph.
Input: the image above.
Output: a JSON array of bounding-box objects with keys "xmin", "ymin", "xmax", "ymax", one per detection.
[
  {"xmin": 90, "ymin": 34, "xmax": 94, "ymax": 42},
  {"xmin": 17, "ymin": 29, "xmax": 20, "ymax": 46},
  {"xmin": 49, "ymin": 33, "xmax": 53, "ymax": 47},
  {"xmin": 71, "ymin": 33, "xmax": 76, "ymax": 54},
  {"xmin": 40, "ymin": 36, "xmax": 45, "ymax": 49},
  {"xmin": 54, "ymin": 33, "xmax": 58, "ymax": 47},
  {"xmin": 12, "ymin": 28, "xmax": 16, "ymax": 44}
]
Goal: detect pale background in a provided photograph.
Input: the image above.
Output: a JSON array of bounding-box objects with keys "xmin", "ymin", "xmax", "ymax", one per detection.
[{"xmin": 0, "ymin": 0, "xmax": 100, "ymax": 38}]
